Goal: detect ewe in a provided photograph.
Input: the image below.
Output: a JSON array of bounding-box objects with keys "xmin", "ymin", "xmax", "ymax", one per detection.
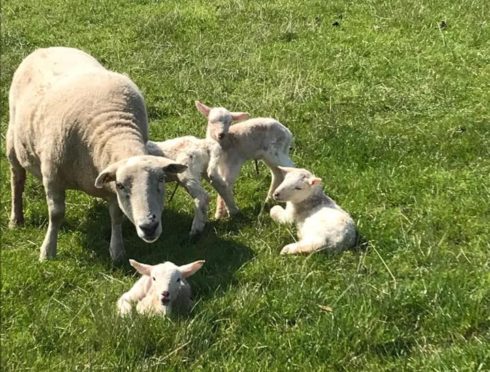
[
  {"xmin": 195, "ymin": 101, "xmax": 294, "ymax": 218},
  {"xmin": 147, "ymin": 136, "xmax": 238, "ymax": 236},
  {"xmin": 6, "ymin": 47, "xmax": 186, "ymax": 262},
  {"xmin": 270, "ymin": 167, "xmax": 357, "ymax": 255},
  {"xmin": 117, "ymin": 259, "xmax": 205, "ymax": 316}
]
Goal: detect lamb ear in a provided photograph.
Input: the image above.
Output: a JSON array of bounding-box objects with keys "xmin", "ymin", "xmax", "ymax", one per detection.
[
  {"xmin": 162, "ymin": 162, "xmax": 187, "ymax": 174},
  {"xmin": 195, "ymin": 101, "xmax": 211, "ymax": 118},
  {"xmin": 308, "ymin": 177, "xmax": 322, "ymax": 186},
  {"xmin": 129, "ymin": 259, "xmax": 153, "ymax": 276},
  {"xmin": 230, "ymin": 112, "xmax": 249, "ymax": 122},
  {"xmin": 95, "ymin": 163, "xmax": 120, "ymax": 188},
  {"xmin": 179, "ymin": 260, "xmax": 205, "ymax": 278}
]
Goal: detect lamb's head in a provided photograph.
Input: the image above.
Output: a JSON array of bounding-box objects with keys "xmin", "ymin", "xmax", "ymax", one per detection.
[
  {"xmin": 95, "ymin": 155, "xmax": 187, "ymax": 242},
  {"xmin": 195, "ymin": 101, "xmax": 249, "ymax": 143},
  {"xmin": 129, "ymin": 259, "xmax": 205, "ymax": 314},
  {"xmin": 272, "ymin": 167, "xmax": 322, "ymax": 203}
]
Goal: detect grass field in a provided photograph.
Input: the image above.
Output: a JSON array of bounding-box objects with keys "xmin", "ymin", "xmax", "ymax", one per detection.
[{"xmin": 1, "ymin": 0, "xmax": 489, "ymax": 370}]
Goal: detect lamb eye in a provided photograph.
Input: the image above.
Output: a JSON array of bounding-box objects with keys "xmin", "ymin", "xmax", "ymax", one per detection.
[
  {"xmin": 116, "ymin": 182, "xmax": 125, "ymax": 190},
  {"xmin": 176, "ymin": 278, "xmax": 181, "ymax": 283},
  {"xmin": 152, "ymin": 276, "xmax": 156, "ymax": 281},
  {"xmin": 295, "ymin": 187, "xmax": 302, "ymax": 190}
]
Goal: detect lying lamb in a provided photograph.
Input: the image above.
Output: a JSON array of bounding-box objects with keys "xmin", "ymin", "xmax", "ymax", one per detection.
[
  {"xmin": 6, "ymin": 47, "xmax": 186, "ymax": 262},
  {"xmin": 270, "ymin": 167, "xmax": 357, "ymax": 255},
  {"xmin": 147, "ymin": 136, "xmax": 238, "ymax": 236},
  {"xmin": 117, "ymin": 259, "xmax": 205, "ymax": 316},
  {"xmin": 195, "ymin": 101, "xmax": 294, "ymax": 219}
]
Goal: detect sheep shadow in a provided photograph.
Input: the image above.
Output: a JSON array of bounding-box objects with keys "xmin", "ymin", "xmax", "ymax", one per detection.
[{"xmin": 77, "ymin": 200, "xmax": 255, "ymax": 300}]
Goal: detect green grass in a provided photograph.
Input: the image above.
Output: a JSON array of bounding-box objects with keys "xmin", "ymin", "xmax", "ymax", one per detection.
[{"xmin": 1, "ymin": 0, "xmax": 489, "ymax": 370}]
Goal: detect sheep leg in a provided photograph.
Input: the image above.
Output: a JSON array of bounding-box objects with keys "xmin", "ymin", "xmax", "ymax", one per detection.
[
  {"xmin": 214, "ymin": 162, "xmax": 241, "ymax": 219},
  {"xmin": 266, "ymin": 167, "xmax": 284, "ymax": 202},
  {"xmin": 6, "ymin": 133, "xmax": 26, "ymax": 228},
  {"xmin": 280, "ymin": 239, "xmax": 325, "ymax": 255},
  {"xmin": 181, "ymin": 178, "xmax": 210, "ymax": 236},
  {"xmin": 263, "ymin": 150, "xmax": 294, "ymax": 202},
  {"xmin": 207, "ymin": 172, "xmax": 239, "ymax": 217},
  {"xmin": 108, "ymin": 201, "xmax": 126, "ymax": 263},
  {"xmin": 8, "ymin": 164, "xmax": 26, "ymax": 228},
  {"xmin": 39, "ymin": 183, "xmax": 65, "ymax": 261}
]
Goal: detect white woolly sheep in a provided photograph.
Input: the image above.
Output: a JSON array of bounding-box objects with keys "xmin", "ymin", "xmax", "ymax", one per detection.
[
  {"xmin": 117, "ymin": 259, "xmax": 205, "ymax": 316},
  {"xmin": 147, "ymin": 136, "xmax": 238, "ymax": 236},
  {"xmin": 270, "ymin": 167, "xmax": 357, "ymax": 255},
  {"xmin": 195, "ymin": 101, "xmax": 294, "ymax": 219},
  {"xmin": 6, "ymin": 47, "xmax": 186, "ymax": 262}
]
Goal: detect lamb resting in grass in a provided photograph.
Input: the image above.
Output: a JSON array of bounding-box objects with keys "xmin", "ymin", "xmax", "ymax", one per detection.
[
  {"xmin": 117, "ymin": 259, "xmax": 205, "ymax": 316},
  {"xmin": 147, "ymin": 136, "xmax": 238, "ymax": 236},
  {"xmin": 270, "ymin": 167, "xmax": 357, "ymax": 255},
  {"xmin": 6, "ymin": 47, "xmax": 186, "ymax": 262},
  {"xmin": 195, "ymin": 101, "xmax": 294, "ymax": 219}
]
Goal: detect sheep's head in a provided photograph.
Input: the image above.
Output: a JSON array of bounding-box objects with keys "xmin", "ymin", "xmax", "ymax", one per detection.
[
  {"xmin": 130, "ymin": 259, "xmax": 205, "ymax": 314},
  {"xmin": 195, "ymin": 101, "xmax": 249, "ymax": 143},
  {"xmin": 272, "ymin": 167, "xmax": 322, "ymax": 203},
  {"xmin": 94, "ymin": 155, "xmax": 187, "ymax": 242}
]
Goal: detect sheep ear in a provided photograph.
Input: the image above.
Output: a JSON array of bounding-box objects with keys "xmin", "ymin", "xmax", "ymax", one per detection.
[
  {"xmin": 308, "ymin": 177, "xmax": 322, "ymax": 186},
  {"xmin": 195, "ymin": 101, "xmax": 211, "ymax": 118},
  {"xmin": 230, "ymin": 112, "xmax": 249, "ymax": 122},
  {"xmin": 179, "ymin": 260, "xmax": 205, "ymax": 278},
  {"xmin": 278, "ymin": 166, "xmax": 296, "ymax": 174},
  {"xmin": 129, "ymin": 259, "xmax": 152, "ymax": 276},
  {"xmin": 95, "ymin": 163, "xmax": 119, "ymax": 188}
]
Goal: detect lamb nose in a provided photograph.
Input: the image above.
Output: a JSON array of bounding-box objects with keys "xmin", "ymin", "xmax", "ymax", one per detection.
[{"xmin": 162, "ymin": 291, "xmax": 170, "ymax": 298}]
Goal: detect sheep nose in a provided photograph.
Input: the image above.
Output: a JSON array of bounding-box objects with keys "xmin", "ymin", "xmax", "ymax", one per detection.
[
  {"xmin": 139, "ymin": 221, "xmax": 158, "ymax": 236},
  {"xmin": 218, "ymin": 133, "xmax": 225, "ymax": 140},
  {"xmin": 162, "ymin": 291, "xmax": 170, "ymax": 298}
]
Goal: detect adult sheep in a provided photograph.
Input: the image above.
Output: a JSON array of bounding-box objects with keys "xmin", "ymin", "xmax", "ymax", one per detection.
[{"xmin": 6, "ymin": 47, "xmax": 186, "ymax": 262}]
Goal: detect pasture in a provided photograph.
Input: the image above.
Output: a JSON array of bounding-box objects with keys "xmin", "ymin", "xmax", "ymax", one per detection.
[{"xmin": 1, "ymin": 0, "xmax": 489, "ymax": 370}]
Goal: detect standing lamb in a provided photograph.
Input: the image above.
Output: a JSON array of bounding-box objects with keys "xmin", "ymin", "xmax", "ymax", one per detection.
[
  {"xmin": 6, "ymin": 47, "xmax": 186, "ymax": 262},
  {"xmin": 117, "ymin": 259, "xmax": 205, "ymax": 316},
  {"xmin": 270, "ymin": 167, "xmax": 357, "ymax": 255},
  {"xmin": 147, "ymin": 136, "xmax": 238, "ymax": 236},
  {"xmin": 195, "ymin": 101, "xmax": 294, "ymax": 219}
]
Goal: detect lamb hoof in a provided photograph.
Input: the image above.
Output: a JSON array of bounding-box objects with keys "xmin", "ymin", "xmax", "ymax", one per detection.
[
  {"xmin": 270, "ymin": 206, "xmax": 283, "ymax": 221},
  {"xmin": 8, "ymin": 218, "xmax": 24, "ymax": 229},
  {"xmin": 117, "ymin": 301, "xmax": 132, "ymax": 317},
  {"xmin": 280, "ymin": 245, "xmax": 296, "ymax": 255}
]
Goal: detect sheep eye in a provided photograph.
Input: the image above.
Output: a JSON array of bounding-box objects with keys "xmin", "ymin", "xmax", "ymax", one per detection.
[
  {"xmin": 294, "ymin": 187, "xmax": 303, "ymax": 190},
  {"xmin": 152, "ymin": 276, "xmax": 156, "ymax": 281},
  {"xmin": 176, "ymin": 278, "xmax": 181, "ymax": 283},
  {"xmin": 116, "ymin": 182, "xmax": 125, "ymax": 190}
]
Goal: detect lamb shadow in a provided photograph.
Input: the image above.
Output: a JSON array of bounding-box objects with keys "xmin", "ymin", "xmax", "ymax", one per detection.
[{"xmin": 77, "ymin": 201, "xmax": 255, "ymax": 299}]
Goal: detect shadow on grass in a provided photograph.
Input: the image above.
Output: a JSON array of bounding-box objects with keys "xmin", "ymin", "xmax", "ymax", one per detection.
[{"xmin": 77, "ymin": 201, "xmax": 255, "ymax": 300}]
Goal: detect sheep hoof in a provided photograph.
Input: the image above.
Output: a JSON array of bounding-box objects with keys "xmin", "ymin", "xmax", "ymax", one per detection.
[
  {"xmin": 110, "ymin": 251, "xmax": 127, "ymax": 266},
  {"xmin": 188, "ymin": 230, "xmax": 203, "ymax": 242}
]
